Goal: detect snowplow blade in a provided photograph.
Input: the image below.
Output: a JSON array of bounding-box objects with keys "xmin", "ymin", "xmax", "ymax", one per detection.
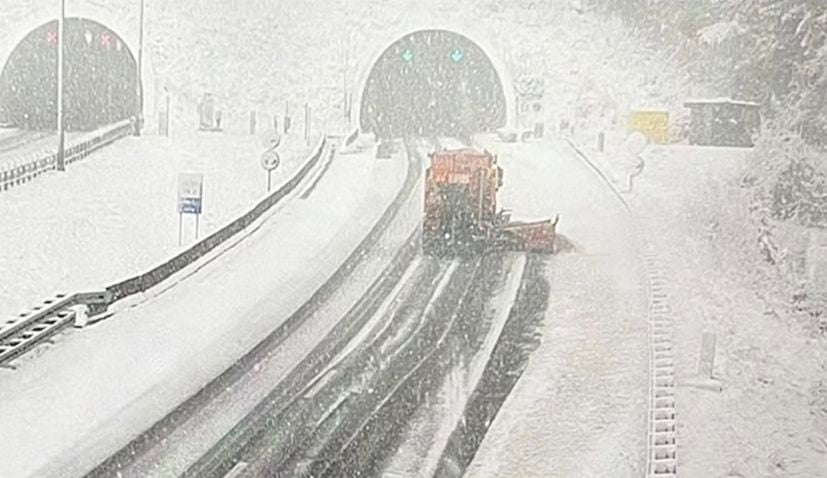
[{"xmin": 497, "ymin": 216, "xmax": 558, "ymax": 253}]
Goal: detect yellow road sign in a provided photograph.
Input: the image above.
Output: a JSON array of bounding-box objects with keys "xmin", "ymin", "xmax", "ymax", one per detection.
[{"xmin": 628, "ymin": 110, "xmax": 670, "ymax": 144}]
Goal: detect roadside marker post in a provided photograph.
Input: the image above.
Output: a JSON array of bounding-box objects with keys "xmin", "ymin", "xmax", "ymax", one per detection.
[
  {"xmin": 177, "ymin": 173, "xmax": 204, "ymax": 245},
  {"xmin": 261, "ymin": 148, "xmax": 281, "ymax": 192}
]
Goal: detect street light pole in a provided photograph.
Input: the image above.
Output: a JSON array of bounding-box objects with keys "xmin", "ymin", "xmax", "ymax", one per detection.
[
  {"xmin": 134, "ymin": 0, "xmax": 144, "ymax": 136},
  {"xmin": 56, "ymin": 0, "xmax": 66, "ymax": 171}
]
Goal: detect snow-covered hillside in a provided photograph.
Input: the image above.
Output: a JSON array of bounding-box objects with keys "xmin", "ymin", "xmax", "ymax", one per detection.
[{"xmin": 634, "ymin": 144, "xmax": 827, "ymax": 477}]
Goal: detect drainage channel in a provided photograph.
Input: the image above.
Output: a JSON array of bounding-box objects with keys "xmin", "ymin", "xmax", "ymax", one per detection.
[{"xmin": 642, "ymin": 246, "xmax": 678, "ymax": 478}]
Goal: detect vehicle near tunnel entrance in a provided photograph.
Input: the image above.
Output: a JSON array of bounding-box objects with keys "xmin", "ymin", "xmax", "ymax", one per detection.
[
  {"xmin": 0, "ymin": 18, "xmax": 139, "ymax": 132},
  {"xmin": 423, "ymin": 147, "xmax": 558, "ymax": 255}
]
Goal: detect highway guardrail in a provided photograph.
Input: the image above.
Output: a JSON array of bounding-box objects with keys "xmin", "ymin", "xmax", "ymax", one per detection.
[
  {"xmin": 0, "ymin": 119, "xmax": 135, "ymax": 192},
  {"xmin": 1, "ymin": 135, "xmax": 326, "ymax": 367}
]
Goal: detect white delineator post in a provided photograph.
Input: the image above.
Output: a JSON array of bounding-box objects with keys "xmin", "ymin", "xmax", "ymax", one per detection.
[
  {"xmin": 72, "ymin": 304, "xmax": 89, "ymax": 328},
  {"xmin": 698, "ymin": 330, "xmax": 717, "ymax": 379}
]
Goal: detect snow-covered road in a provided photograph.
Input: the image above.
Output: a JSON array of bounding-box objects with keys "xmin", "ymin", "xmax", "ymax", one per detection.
[
  {"xmin": 465, "ymin": 137, "xmax": 650, "ymax": 477},
  {"xmin": 0, "ymin": 138, "xmax": 408, "ymax": 478}
]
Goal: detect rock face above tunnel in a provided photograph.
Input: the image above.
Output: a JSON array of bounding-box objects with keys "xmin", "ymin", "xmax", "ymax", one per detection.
[
  {"xmin": 360, "ymin": 29, "xmax": 507, "ymax": 139},
  {"xmin": 0, "ymin": 18, "xmax": 139, "ymax": 132}
]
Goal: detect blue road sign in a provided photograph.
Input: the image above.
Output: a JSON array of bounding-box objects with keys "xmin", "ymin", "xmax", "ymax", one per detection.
[{"xmin": 179, "ymin": 197, "xmax": 202, "ymax": 214}]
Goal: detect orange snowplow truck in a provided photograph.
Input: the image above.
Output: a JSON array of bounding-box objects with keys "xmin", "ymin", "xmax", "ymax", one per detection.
[{"xmin": 423, "ymin": 147, "xmax": 558, "ymax": 255}]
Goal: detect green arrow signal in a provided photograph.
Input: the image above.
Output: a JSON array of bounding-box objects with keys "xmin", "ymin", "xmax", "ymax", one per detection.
[
  {"xmin": 450, "ymin": 48, "xmax": 464, "ymax": 63},
  {"xmin": 401, "ymin": 48, "xmax": 414, "ymax": 63}
]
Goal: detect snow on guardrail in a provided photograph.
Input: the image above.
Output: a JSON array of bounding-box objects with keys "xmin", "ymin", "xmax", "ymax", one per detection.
[
  {"xmin": 105, "ymin": 134, "xmax": 327, "ymax": 303},
  {"xmin": 0, "ymin": 291, "xmax": 111, "ymax": 366},
  {"xmin": 0, "ymin": 134, "xmax": 327, "ymax": 367},
  {"xmin": 0, "ymin": 119, "xmax": 135, "ymax": 192}
]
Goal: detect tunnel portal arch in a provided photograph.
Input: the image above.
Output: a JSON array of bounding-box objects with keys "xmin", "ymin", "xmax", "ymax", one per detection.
[
  {"xmin": 357, "ymin": 29, "xmax": 511, "ymax": 139},
  {"xmin": 0, "ymin": 18, "xmax": 140, "ymax": 131}
]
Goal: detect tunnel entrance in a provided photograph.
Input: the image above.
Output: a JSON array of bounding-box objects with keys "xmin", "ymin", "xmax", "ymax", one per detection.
[
  {"xmin": 360, "ymin": 29, "xmax": 507, "ymax": 139},
  {"xmin": 0, "ymin": 18, "xmax": 139, "ymax": 132}
]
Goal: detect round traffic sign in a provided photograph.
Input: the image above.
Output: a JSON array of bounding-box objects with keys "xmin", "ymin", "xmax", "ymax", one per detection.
[
  {"xmin": 261, "ymin": 150, "xmax": 281, "ymax": 171},
  {"xmin": 260, "ymin": 132, "xmax": 283, "ymax": 149}
]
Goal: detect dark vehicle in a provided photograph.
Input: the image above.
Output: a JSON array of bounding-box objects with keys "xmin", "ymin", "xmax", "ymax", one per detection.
[{"xmin": 684, "ymin": 98, "xmax": 760, "ymax": 147}]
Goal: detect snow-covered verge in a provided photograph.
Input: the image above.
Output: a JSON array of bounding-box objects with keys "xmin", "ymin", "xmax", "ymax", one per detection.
[
  {"xmin": 632, "ymin": 144, "xmax": 827, "ymax": 477},
  {"xmin": 0, "ymin": 131, "xmax": 311, "ymax": 319},
  {"xmin": 499, "ymin": 3, "xmax": 827, "ymax": 473},
  {"xmin": 745, "ymin": 129, "xmax": 827, "ymax": 334}
]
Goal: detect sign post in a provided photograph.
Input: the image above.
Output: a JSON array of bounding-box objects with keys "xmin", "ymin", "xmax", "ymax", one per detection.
[
  {"xmin": 514, "ymin": 77, "xmax": 545, "ymax": 139},
  {"xmin": 284, "ymin": 100, "xmax": 291, "ymax": 134},
  {"xmin": 56, "ymin": 0, "xmax": 66, "ymax": 171},
  {"xmin": 261, "ymin": 147, "xmax": 281, "ymax": 192},
  {"xmin": 177, "ymin": 173, "xmax": 203, "ymax": 245}
]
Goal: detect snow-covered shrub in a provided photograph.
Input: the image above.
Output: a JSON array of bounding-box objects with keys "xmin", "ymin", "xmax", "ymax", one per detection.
[
  {"xmin": 748, "ymin": 126, "xmax": 827, "ymax": 228},
  {"xmin": 744, "ymin": 126, "xmax": 827, "ymax": 332}
]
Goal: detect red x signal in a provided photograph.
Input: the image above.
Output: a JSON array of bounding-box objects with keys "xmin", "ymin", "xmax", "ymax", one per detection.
[
  {"xmin": 100, "ymin": 32, "xmax": 111, "ymax": 48},
  {"xmin": 46, "ymin": 31, "xmax": 58, "ymax": 44}
]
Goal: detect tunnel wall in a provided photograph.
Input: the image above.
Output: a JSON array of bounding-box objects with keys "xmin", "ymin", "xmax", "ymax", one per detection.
[
  {"xmin": 352, "ymin": 23, "xmax": 515, "ymax": 136},
  {"xmin": 0, "ymin": 18, "xmax": 140, "ymax": 131},
  {"xmin": 0, "ymin": 1, "xmax": 150, "ymax": 131}
]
